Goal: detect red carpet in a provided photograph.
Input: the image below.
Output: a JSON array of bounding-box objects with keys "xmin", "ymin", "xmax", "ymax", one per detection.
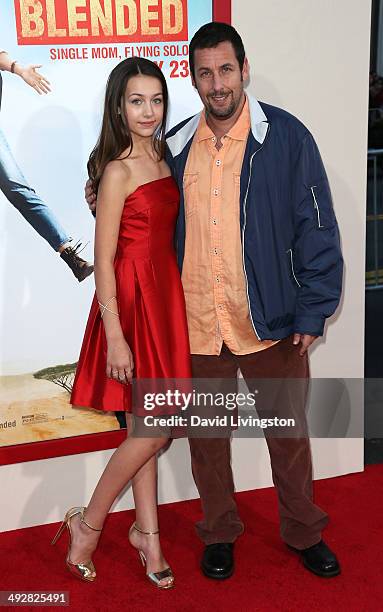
[{"xmin": 1, "ymin": 465, "xmax": 382, "ymax": 611}]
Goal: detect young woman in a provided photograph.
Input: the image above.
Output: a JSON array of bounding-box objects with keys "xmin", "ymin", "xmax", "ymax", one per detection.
[{"xmin": 51, "ymin": 58, "xmax": 191, "ymax": 589}]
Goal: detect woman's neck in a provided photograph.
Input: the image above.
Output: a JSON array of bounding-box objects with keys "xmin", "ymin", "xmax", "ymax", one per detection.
[{"xmin": 129, "ymin": 133, "xmax": 158, "ymax": 160}]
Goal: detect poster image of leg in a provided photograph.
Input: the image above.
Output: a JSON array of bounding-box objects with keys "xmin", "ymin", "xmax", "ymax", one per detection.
[
  {"xmin": 0, "ymin": 122, "xmax": 94, "ymax": 282},
  {"xmin": 0, "ymin": 0, "xmax": 213, "ymax": 460}
]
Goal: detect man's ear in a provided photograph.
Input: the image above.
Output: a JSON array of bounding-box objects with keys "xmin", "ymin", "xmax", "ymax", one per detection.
[{"xmin": 242, "ymin": 57, "xmax": 250, "ymax": 82}]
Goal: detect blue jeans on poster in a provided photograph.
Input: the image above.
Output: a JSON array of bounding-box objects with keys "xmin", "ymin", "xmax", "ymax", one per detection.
[{"xmin": 0, "ymin": 126, "xmax": 71, "ymax": 251}]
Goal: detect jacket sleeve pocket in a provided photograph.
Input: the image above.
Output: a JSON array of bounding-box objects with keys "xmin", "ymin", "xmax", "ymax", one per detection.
[{"xmin": 309, "ymin": 179, "xmax": 337, "ymax": 230}]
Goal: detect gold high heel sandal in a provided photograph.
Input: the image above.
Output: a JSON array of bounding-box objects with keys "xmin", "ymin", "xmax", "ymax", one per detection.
[
  {"xmin": 129, "ymin": 522, "xmax": 175, "ymax": 589},
  {"xmin": 51, "ymin": 506, "xmax": 102, "ymax": 583}
]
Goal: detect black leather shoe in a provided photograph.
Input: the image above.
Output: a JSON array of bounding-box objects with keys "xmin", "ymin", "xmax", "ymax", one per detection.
[
  {"xmin": 289, "ymin": 540, "xmax": 341, "ymax": 577},
  {"xmin": 201, "ymin": 543, "xmax": 234, "ymax": 579}
]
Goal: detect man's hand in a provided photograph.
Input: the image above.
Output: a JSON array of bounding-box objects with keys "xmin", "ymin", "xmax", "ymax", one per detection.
[
  {"xmin": 293, "ymin": 333, "xmax": 318, "ymax": 356},
  {"xmin": 85, "ymin": 178, "xmax": 97, "ymax": 213}
]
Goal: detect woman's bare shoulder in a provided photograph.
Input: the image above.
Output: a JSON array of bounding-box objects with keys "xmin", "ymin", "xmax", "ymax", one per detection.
[
  {"xmin": 102, "ymin": 158, "xmax": 132, "ymax": 181},
  {"xmin": 99, "ymin": 159, "xmax": 133, "ymax": 199}
]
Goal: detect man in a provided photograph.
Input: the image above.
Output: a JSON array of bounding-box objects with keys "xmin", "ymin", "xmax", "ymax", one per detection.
[
  {"xmin": 86, "ymin": 23, "xmax": 343, "ymax": 579},
  {"xmin": 0, "ymin": 49, "xmax": 93, "ymax": 282}
]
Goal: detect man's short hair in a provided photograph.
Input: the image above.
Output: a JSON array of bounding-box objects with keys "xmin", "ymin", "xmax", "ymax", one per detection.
[{"xmin": 189, "ymin": 22, "xmax": 246, "ymax": 79}]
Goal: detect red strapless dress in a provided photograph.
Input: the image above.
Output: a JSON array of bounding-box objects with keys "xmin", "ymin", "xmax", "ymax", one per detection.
[{"xmin": 70, "ymin": 176, "xmax": 191, "ymax": 414}]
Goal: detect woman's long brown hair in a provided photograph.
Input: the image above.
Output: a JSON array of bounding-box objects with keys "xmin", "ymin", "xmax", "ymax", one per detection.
[{"xmin": 88, "ymin": 57, "xmax": 169, "ymax": 193}]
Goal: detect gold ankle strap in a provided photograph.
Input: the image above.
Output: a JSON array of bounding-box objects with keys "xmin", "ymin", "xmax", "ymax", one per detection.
[
  {"xmin": 133, "ymin": 522, "xmax": 159, "ymax": 536},
  {"xmin": 81, "ymin": 508, "xmax": 102, "ymax": 532}
]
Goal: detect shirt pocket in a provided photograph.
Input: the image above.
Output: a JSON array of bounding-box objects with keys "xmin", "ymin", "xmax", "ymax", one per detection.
[
  {"xmin": 183, "ymin": 172, "xmax": 199, "ymax": 217},
  {"xmin": 233, "ymin": 172, "xmax": 241, "ymax": 211}
]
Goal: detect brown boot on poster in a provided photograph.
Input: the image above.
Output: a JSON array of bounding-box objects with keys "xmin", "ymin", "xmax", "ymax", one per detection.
[{"xmin": 59, "ymin": 239, "xmax": 94, "ymax": 282}]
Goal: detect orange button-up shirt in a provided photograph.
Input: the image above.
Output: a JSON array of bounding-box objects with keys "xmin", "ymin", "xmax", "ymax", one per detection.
[{"xmin": 181, "ymin": 97, "xmax": 279, "ymax": 355}]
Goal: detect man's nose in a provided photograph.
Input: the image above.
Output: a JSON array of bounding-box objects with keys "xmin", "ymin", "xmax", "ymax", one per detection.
[{"xmin": 212, "ymin": 72, "xmax": 224, "ymax": 91}]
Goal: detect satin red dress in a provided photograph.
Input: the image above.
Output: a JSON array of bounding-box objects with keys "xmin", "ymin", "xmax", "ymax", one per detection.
[{"xmin": 70, "ymin": 176, "xmax": 191, "ymax": 414}]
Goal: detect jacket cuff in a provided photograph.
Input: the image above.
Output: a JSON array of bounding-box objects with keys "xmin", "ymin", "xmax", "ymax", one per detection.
[{"xmin": 293, "ymin": 314, "xmax": 326, "ymax": 337}]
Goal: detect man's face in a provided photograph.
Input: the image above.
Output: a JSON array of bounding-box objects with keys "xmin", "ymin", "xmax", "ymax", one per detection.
[{"xmin": 192, "ymin": 41, "xmax": 249, "ymax": 120}]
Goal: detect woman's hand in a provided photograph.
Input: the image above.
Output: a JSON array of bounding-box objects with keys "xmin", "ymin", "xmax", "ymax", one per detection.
[
  {"xmin": 106, "ymin": 337, "xmax": 134, "ymax": 385},
  {"xmin": 19, "ymin": 64, "xmax": 51, "ymax": 94}
]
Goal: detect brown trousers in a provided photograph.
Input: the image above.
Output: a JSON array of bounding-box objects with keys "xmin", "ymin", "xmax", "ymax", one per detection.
[{"xmin": 189, "ymin": 336, "xmax": 329, "ymax": 549}]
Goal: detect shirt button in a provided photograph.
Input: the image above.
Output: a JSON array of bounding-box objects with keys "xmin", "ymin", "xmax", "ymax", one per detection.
[
  {"xmin": 213, "ymin": 248, "xmax": 219, "ymax": 255},
  {"xmin": 216, "ymin": 276, "xmax": 220, "ymax": 283},
  {"xmin": 216, "ymin": 160, "xmax": 221, "ymax": 166},
  {"xmin": 211, "ymin": 137, "xmax": 216, "ymax": 142},
  {"xmin": 213, "ymin": 188, "xmax": 219, "ymax": 196},
  {"xmin": 218, "ymin": 304, "xmax": 223, "ymax": 309},
  {"xmin": 212, "ymin": 218, "xmax": 217, "ymax": 225}
]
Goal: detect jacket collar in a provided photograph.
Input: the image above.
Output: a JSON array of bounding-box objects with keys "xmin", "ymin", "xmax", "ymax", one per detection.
[
  {"xmin": 166, "ymin": 94, "xmax": 269, "ymax": 158},
  {"xmin": 248, "ymin": 94, "xmax": 269, "ymax": 145}
]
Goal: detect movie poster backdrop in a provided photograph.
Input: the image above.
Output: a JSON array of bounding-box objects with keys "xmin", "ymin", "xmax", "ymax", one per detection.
[{"xmin": 0, "ymin": 0, "xmax": 230, "ymax": 465}]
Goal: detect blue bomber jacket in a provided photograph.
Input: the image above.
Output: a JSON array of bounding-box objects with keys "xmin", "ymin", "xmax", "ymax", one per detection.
[{"xmin": 165, "ymin": 95, "xmax": 343, "ymax": 340}]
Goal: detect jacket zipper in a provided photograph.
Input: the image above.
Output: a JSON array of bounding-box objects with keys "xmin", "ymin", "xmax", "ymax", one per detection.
[
  {"xmin": 286, "ymin": 248, "xmax": 301, "ymax": 287},
  {"xmin": 310, "ymin": 186, "xmax": 323, "ymax": 228},
  {"xmin": 241, "ymin": 127, "xmax": 270, "ymax": 341}
]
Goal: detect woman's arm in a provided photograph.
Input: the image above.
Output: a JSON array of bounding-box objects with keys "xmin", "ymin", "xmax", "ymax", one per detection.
[
  {"xmin": 95, "ymin": 161, "xmax": 133, "ymax": 383},
  {"xmin": 0, "ymin": 50, "xmax": 51, "ymax": 94}
]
